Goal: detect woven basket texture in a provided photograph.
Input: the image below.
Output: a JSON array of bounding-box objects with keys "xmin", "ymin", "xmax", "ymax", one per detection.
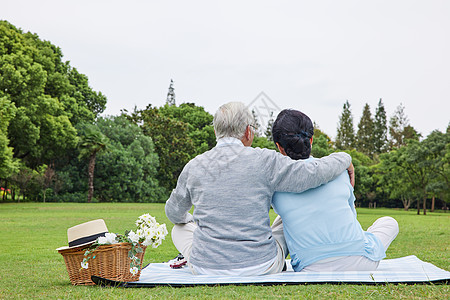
[{"xmin": 58, "ymin": 242, "xmax": 147, "ymax": 285}]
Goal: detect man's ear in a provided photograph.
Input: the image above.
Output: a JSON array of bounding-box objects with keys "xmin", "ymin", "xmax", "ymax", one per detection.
[
  {"xmin": 276, "ymin": 142, "xmax": 287, "ymax": 155},
  {"xmin": 241, "ymin": 125, "xmax": 254, "ymax": 147},
  {"xmin": 245, "ymin": 125, "xmax": 252, "ymax": 140},
  {"xmin": 310, "ymin": 137, "xmax": 313, "ymax": 146}
]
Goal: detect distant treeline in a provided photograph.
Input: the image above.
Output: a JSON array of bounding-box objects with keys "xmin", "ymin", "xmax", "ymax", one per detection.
[{"xmin": 0, "ymin": 21, "xmax": 448, "ymax": 212}]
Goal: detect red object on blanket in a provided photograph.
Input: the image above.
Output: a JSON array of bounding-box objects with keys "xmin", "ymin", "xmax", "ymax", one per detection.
[{"xmin": 170, "ymin": 258, "xmax": 187, "ymax": 269}]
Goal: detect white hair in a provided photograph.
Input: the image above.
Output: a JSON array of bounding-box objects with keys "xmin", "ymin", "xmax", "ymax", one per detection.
[{"xmin": 213, "ymin": 102, "xmax": 254, "ymax": 140}]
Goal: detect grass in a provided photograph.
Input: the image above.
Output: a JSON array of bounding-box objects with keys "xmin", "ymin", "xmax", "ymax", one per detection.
[{"xmin": 0, "ymin": 203, "xmax": 448, "ymax": 299}]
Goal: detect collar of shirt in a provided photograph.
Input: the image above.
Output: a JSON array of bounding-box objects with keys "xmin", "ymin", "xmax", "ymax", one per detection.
[{"xmin": 216, "ymin": 137, "xmax": 244, "ymax": 147}]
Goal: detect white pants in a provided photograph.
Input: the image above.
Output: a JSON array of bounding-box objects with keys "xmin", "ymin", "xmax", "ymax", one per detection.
[
  {"xmin": 172, "ymin": 216, "xmax": 399, "ymax": 273},
  {"xmin": 171, "ymin": 216, "xmax": 288, "ymax": 276},
  {"xmin": 301, "ymin": 216, "xmax": 399, "ymax": 272}
]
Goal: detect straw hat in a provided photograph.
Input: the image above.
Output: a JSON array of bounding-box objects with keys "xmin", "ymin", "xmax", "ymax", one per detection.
[{"xmin": 56, "ymin": 219, "xmax": 108, "ymax": 251}]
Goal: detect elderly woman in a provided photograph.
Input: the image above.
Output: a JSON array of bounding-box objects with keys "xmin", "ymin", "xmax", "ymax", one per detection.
[{"xmin": 271, "ymin": 109, "xmax": 399, "ymax": 272}]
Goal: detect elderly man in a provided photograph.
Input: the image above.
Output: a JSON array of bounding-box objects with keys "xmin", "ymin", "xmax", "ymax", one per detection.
[{"xmin": 165, "ymin": 102, "xmax": 354, "ymax": 276}]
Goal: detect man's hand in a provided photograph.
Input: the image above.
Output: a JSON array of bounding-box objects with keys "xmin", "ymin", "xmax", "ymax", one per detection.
[{"xmin": 347, "ymin": 163, "xmax": 355, "ymax": 187}]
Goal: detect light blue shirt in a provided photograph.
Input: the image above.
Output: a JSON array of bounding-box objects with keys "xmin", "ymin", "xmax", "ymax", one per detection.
[{"xmin": 271, "ymin": 157, "xmax": 386, "ymax": 271}]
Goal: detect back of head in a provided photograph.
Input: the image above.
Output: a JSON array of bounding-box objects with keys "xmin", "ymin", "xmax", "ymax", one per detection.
[
  {"xmin": 272, "ymin": 109, "xmax": 314, "ymax": 160},
  {"xmin": 213, "ymin": 102, "xmax": 254, "ymax": 140}
]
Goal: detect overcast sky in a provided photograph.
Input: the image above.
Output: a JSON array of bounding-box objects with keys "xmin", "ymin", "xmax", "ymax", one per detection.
[{"xmin": 3, "ymin": 0, "xmax": 449, "ymax": 138}]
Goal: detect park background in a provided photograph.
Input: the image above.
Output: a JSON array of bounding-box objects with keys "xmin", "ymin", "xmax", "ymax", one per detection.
[
  {"xmin": 0, "ymin": 12, "xmax": 449, "ymax": 211},
  {"xmin": 0, "ymin": 2, "xmax": 449, "ymax": 298}
]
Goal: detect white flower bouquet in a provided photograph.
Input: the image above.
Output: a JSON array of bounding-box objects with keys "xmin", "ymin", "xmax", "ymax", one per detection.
[{"xmin": 81, "ymin": 214, "xmax": 168, "ymax": 276}]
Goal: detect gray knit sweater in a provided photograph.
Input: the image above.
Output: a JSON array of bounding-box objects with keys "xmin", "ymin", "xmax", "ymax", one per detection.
[{"xmin": 165, "ymin": 138, "xmax": 352, "ymax": 270}]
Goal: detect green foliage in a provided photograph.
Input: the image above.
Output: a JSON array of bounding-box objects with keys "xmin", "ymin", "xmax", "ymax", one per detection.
[
  {"xmin": 377, "ymin": 130, "xmax": 449, "ymax": 214},
  {"xmin": 335, "ymin": 100, "xmax": 355, "ymax": 150},
  {"xmin": 77, "ymin": 123, "xmax": 109, "ymax": 161},
  {"xmin": 158, "ymin": 103, "xmax": 213, "ymax": 131},
  {"xmin": 66, "ymin": 66, "xmax": 107, "ymax": 119},
  {"xmin": 264, "ymin": 111, "xmax": 275, "ymax": 141},
  {"xmin": 0, "ymin": 20, "xmax": 106, "ymax": 170},
  {"xmin": 422, "ymin": 130, "xmax": 449, "ymax": 204},
  {"xmin": 93, "ymin": 116, "xmax": 164, "ymax": 202},
  {"xmin": 373, "ymin": 99, "xmax": 388, "ymax": 154},
  {"xmin": 342, "ymin": 149, "xmax": 374, "ymax": 204},
  {"xmin": 2, "ymin": 20, "xmax": 447, "ymax": 209},
  {"xmin": 251, "ymin": 136, "xmax": 277, "ymax": 151},
  {"xmin": 52, "ymin": 117, "xmax": 163, "ymax": 203},
  {"xmin": 126, "ymin": 103, "xmax": 215, "ymax": 195},
  {"xmin": 377, "ymin": 151, "xmax": 416, "ymax": 210},
  {"xmin": 388, "ymin": 103, "xmax": 420, "ymax": 149},
  {"xmin": 77, "ymin": 123, "xmax": 109, "ymax": 203},
  {"xmin": 139, "ymin": 106, "xmax": 195, "ymax": 194},
  {"xmin": 8, "ymin": 164, "xmax": 43, "ymax": 202},
  {"xmin": 356, "ymin": 103, "xmax": 375, "ymax": 157},
  {"xmin": 0, "ymin": 97, "xmax": 18, "ymax": 178},
  {"xmin": 311, "ymin": 128, "xmax": 333, "ymax": 158},
  {"xmin": 158, "ymin": 103, "xmax": 215, "ymax": 155},
  {"xmin": 251, "ymin": 109, "xmax": 262, "ymax": 136}
]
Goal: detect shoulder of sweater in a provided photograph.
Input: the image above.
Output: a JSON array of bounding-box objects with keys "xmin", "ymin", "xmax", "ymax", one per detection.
[{"xmin": 251, "ymin": 146, "xmax": 283, "ymax": 157}]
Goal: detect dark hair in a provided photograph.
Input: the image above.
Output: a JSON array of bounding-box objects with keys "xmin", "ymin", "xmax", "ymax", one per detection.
[{"xmin": 272, "ymin": 109, "xmax": 314, "ymax": 160}]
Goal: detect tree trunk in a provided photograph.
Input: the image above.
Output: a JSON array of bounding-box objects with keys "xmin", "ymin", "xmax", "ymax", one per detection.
[
  {"xmin": 417, "ymin": 198, "xmax": 421, "ymax": 215},
  {"xmin": 87, "ymin": 153, "xmax": 97, "ymax": 203},
  {"xmin": 2, "ymin": 181, "xmax": 6, "ymax": 201},
  {"xmin": 402, "ymin": 197, "xmax": 411, "ymax": 210},
  {"xmin": 431, "ymin": 195, "xmax": 435, "ymax": 212},
  {"xmin": 423, "ymin": 195, "xmax": 427, "ymax": 215}
]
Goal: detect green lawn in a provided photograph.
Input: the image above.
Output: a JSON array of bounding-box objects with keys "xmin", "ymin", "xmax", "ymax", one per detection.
[{"xmin": 0, "ymin": 203, "xmax": 448, "ymax": 299}]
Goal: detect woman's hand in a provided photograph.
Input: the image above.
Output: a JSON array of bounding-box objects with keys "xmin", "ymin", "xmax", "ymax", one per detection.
[{"xmin": 347, "ymin": 163, "xmax": 355, "ymax": 187}]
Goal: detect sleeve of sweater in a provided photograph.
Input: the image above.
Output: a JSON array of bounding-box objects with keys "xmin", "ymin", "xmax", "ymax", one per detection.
[
  {"xmin": 165, "ymin": 163, "xmax": 194, "ymax": 224},
  {"xmin": 263, "ymin": 151, "xmax": 352, "ymax": 193}
]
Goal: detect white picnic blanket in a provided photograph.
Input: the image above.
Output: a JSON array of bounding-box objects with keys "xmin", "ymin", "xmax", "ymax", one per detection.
[{"xmin": 132, "ymin": 255, "xmax": 449, "ymax": 286}]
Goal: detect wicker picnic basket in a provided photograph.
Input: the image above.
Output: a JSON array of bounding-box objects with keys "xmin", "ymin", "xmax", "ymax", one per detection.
[{"xmin": 58, "ymin": 242, "xmax": 147, "ymax": 285}]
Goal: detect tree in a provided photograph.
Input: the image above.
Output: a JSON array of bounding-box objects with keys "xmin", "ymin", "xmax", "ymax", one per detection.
[
  {"xmin": 377, "ymin": 151, "xmax": 416, "ymax": 210},
  {"xmin": 389, "ymin": 103, "xmax": 420, "ymax": 149},
  {"xmin": 356, "ymin": 103, "xmax": 375, "ymax": 157},
  {"xmin": 0, "ymin": 21, "xmax": 106, "ymax": 170},
  {"xmin": 9, "ymin": 165, "xmax": 36, "ymax": 202},
  {"xmin": 158, "ymin": 103, "xmax": 215, "ymax": 156},
  {"xmin": 34, "ymin": 164, "xmax": 56, "ymax": 203},
  {"xmin": 373, "ymin": 99, "xmax": 388, "ymax": 155},
  {"xmin": 251, "ymin": 109, "xmax": 262, "ymax": 137},
  {"xmin": 311, "ymin": 127, "xmax": 333, "ymax": 158},
  {"xmin": 343, "ymin": 149, "xmax": 374, "ymax": 206},
  {"xmin": 0, "ymin": 97, "xmax": 18, "ymax": 179},
  {"xmin": 127, "ymin": 105, "xmax": 196, "ymax": 195},
  {"xmin": 93, "ymin": 116, "xmax": 164, "ymax": 202},
  {"xmin": 265, "ymin": 111, "xmax": 275, "ymax": 141},
  {"xmin": 392, "ymin": 139, "xmax": 439, "ymax": 214},
  {"xmin": 377, "ymin": 129, "xmax": 449, "ymax": 212},
  {"xmin": 66, "ymin": 66, "xmax": 107, "ymax": 121},
  {"xmin": 78, "ymin": 124, "xmax": 109, "ymax": 203},
  {"xmin": 335, "ymin": 100, "xmax": 355, "ymax": 150},
  {"xmin": 51, "ymin": 116, "xmax": 163, "ymax": 203},
  {"xmin": 311, "ymin": 135, "xmax": 333, "ymax": 158},
  {"xmin": 252, "ymin": 136, "xmax": 277, "ymax": 150},
  {"xmin": 422, "ymin": 129, "xmax": 450, "ymax": 210}
]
